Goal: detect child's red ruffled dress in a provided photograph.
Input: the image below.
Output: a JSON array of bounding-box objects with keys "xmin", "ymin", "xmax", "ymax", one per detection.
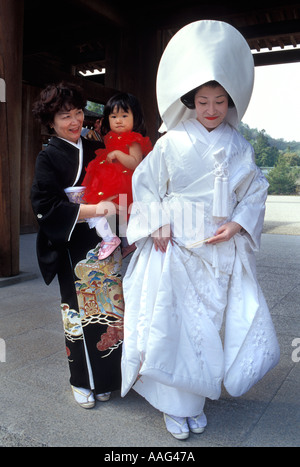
[{"xmin": 82, "ymin": 131, "xmax": 152, "ymax": 209}]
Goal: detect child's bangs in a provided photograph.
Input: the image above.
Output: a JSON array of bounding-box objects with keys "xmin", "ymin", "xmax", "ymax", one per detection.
[{"xmin": 111, "ymin": 99, "xmax": 130, "ymax": 114}]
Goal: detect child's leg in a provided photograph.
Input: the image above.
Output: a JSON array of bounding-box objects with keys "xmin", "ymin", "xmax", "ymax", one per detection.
[
  {"xmin": 87, "ymin": 216, "xmax": 121, "ymax": 260},
  {"xmin": 94, "ymin": 216, "xmax": 114, "ymax": 240},
  {"xmin": 87, "ymin": 216, "xmax": 114, "ymax": 240}
]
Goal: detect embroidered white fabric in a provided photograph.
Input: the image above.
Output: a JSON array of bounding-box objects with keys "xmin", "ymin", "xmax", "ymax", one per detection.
[{"xmin": 121, "ymin": 120, "xmax": 280, "ymax": 416}]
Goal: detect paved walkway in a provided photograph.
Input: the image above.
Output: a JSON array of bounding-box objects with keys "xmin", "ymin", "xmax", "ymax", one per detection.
[
  {"xmin": 0, "ymin": 196, "xmax": 299, "ymax": 448},
  {"xmin": 263, "ymin": 195, "xmax": 300, "ymax": 235}
]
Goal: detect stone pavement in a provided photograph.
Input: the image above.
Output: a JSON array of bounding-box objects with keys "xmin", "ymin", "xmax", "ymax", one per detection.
[
  {"xmin": 263, "ymin": 195, "xmax": 300, "ymax": 235},
  {"xmin": 0, "ymin": 195, "xmax": 299, "ymax": 448}
]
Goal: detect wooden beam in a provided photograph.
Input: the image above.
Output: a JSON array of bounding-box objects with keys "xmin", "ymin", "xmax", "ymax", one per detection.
[
  {"xmin": 71, "ymin": 0, "xmax": 125, "ymax": 26},
  {"xmin": 239, "ymin": 19, "xmax": 300, "ymax": 41},
  {"xmin": 23, "ymin": 57, "xmax": 119, "ymax": 104},
  {"xmin": 128, "ymin": 1, "xmax": 300, "ymax": 31},
  {"xmin": 254, "ymin": 48, "xmax": 300, "ymax": 66}
]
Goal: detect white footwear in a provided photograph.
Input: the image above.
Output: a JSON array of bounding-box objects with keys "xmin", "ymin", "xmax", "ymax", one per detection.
[
  {"xmin": 95, "ymin": 392, "xmax": 111, "ymax": 402},
  {"xmin": 71, "ymin": 386, "xmax": 95, "ymax": 409},
  {"xmin": 163, "ymin": 413, "xmax": 189, "ymax": 440},
  {"xmin": 187, "ymin": 412, "xmax": 207, "ymax": 434}
]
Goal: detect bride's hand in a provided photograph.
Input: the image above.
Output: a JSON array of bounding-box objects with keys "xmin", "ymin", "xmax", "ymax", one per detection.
[
  {"xmin": 151, "ymin": 224, "xmax": 173, "ymax": 253},
  {"xmin": 205, "ymin": 221, "xmax": 242, "ymax": 245}
]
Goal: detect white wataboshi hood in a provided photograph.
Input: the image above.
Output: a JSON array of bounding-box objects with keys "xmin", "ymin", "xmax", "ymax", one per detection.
[{"xmin": 156, "ymin": 20, "xmax": 254, "ymax": 132}]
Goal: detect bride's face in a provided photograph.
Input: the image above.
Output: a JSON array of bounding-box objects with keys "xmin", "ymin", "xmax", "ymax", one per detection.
[{"xmin": 194, "ymin": 85, "xmax": 229, "ymax": 131}]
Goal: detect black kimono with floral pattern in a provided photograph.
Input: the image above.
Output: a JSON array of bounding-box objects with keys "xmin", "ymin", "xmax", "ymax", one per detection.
[{"xmin": 31, "ymin": 136, "xmax": 123, "ymax": 394}]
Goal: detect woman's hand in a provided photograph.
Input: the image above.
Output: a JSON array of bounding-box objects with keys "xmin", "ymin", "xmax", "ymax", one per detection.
[
  {"xmin": 96, "ymin": 195, "xmax": 122, "ymax": 217},
  {"xmin": 78, "ymin": 195, "xmax": 120, "ymax": 220},
  {"xmin": 205, "ymin": 221, "xmax": 242, "ymax": 245},
  {"xmin": 151, "ymin": 224, "xmax": 173, "ymax": 253}
]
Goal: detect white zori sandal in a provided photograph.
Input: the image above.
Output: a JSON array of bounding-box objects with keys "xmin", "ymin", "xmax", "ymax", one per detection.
[
  {"xmin": 71, "ymin": 386, "xmax": 95, "ymax": 409},
  {"xmin": 163, "ymin": 414, "xmax": 190, "ymax": 440},
  {"xmin": 187, "ymin": 412, "xmax": 207, "ymax": 433},
  {"xmin": 96, "ymin": 392, "xmax": 111, "ymax": 402}
]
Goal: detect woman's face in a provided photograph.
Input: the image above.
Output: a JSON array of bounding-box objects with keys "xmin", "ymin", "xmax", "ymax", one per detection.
[
  {"xmin": 52, "ymin": 107, "xmax": 84, "ymax": 143},
  {"xmin": 194, "ymin": 85, "xmax": 229, "ymax": 131},
  {"xmin": 109, "ymin": 106, "xmax": 134, "ymax": 134}
]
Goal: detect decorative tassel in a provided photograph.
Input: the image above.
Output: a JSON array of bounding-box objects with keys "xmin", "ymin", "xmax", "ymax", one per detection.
[{"xmin": 212, "ymin": 148, "xmax": 229, "ymax": 218}]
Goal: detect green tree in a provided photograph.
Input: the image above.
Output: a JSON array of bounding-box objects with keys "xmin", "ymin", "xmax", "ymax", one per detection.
[
  {"xmin": 239, "ymin": 122, "xmax": 300, "ymax": 163},
  {"xmin": 267, "ymin": 158, "xmax": 299, "ymax": 194},
  {"xmin": 253, "ymin": 129, "xmax": 279, "ymax": 167},
  {"xmin": 86, "ymin": 100, "xmax": 104, "ymax": 115},
  {"xmin": 281, "ymin": 151, "xmax": 300, "ymax": 167}
]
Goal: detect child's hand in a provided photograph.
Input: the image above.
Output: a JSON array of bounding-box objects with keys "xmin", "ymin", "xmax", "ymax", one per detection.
[
  {"xmin": 106, "ymin": 145, "xmax": 142, "ymax": 170},
  {"xmin": 106, "ymin": 151, "xmax": 117, "ymax": 163}
]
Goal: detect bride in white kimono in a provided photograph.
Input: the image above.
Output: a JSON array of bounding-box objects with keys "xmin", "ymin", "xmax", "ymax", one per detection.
[{"xmin": 121, "ymin": 20, "xmax": 280, "ymax": 440}]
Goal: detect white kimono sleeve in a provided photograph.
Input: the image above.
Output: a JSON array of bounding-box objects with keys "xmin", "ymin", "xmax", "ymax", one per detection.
[
  {"xmin": 126, "ymin": 142, "xmax": 171, "ymax": 245},
  {"xmin": 231, "ymin": 146, "xmax": 269, "ymax": 250},
  {"xmin": 223, "ymin": 146, "xmax": 279, "ymax": 396}
]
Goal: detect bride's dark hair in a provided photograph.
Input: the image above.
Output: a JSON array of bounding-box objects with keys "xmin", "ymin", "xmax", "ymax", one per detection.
[{"xmin": 181, "ymin": 80, "xmax": 234, "ymax": 109}]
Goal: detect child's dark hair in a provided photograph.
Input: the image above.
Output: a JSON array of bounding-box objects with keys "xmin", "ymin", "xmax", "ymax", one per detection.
[
  {"xmin": 101, "ymin": 92, "xmax": 147, "ymax": 136},
  {"xmin": 32, "ymin": 82, "xmax": 86, "ymax": 133},
  {"xmin": 181, "ymin": 80, "xmax": 235, "ymax": 109}
]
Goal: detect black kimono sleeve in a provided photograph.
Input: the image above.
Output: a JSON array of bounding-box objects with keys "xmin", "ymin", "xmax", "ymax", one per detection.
[
  {"xmin": 31, "ymin": 137, "xmax": 104, "ymax": 284},
  {"xmin": 31, "ymin": 151, "xmax": 80, "ymax": 247}
]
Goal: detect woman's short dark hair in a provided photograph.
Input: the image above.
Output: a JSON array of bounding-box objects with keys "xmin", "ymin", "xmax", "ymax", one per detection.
[
  {"xmin": 180, "ymin": 80, "xmax": 235, "ymax": 109},
  {"xmin": 101, "ymin": 92, "xmax": 147, "ymax": 136},
  {"xmin": 32, "ymin": 82, "xmax": 87, "ymax": 132}
]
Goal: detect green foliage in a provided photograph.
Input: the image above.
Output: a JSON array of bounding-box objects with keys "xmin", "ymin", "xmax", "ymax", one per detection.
[
  {"xmin": 239, "ymin": 122, "xmax": 300, "ymax": 154},
  {"xmin": 238, "ymin": 123, "xmax": 300, "ymax": 194},
  {"xmin": 239, "ymin": 124, "xmax": 279, "ymax": 167},
  {"xmin": 239, "ymin": 122, "xmax": 300, "ymax": 170},
  {"xmin": 86, "ymin": 100, "xmax": 104, "ymax": 115},
  {"xmin": 267, "ymin": 158, "xmax": 300, "ymax": 194},
  {"xmin": 253, "ymin": 131, "xmax": 280, "ymax": 167},
  {"xmin": 280, "ymin": 152, "xmax": 300, "ymax": 167}
]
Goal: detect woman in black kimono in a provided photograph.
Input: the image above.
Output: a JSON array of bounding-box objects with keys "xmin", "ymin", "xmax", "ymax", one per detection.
[{"xmin": 31, "ymin": 82, "xmax": 124, "ymax": 408}]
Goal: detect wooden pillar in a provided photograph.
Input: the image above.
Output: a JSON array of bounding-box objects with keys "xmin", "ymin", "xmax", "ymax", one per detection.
[
  {"xmin": 20, "ymin": 84, "xmax": 42, "ymax": 234},
  {"xmin": 137, "ymin": 30, "xmax": 163, "ymax": 144},
  {"xmin": 0, "ymin": 0, "xmax": 24, "ymax": 276},
  {"xmin": 113, "ymin": 28, "xmax": 162, "ymax": 145}
]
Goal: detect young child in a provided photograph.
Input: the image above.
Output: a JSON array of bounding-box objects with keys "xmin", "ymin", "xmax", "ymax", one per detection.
[
  {"xmin": 82, "ymin": 93, "xmax": 152, "ymax": 259},
  {"xmin": 121, "ymin": 21, "xmax": 280, "ymax": 440}
]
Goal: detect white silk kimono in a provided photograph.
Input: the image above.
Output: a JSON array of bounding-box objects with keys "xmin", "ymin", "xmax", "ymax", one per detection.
[{"xmin": 121, "ymin": 119, "xmax": 280, "ymax": 417}]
